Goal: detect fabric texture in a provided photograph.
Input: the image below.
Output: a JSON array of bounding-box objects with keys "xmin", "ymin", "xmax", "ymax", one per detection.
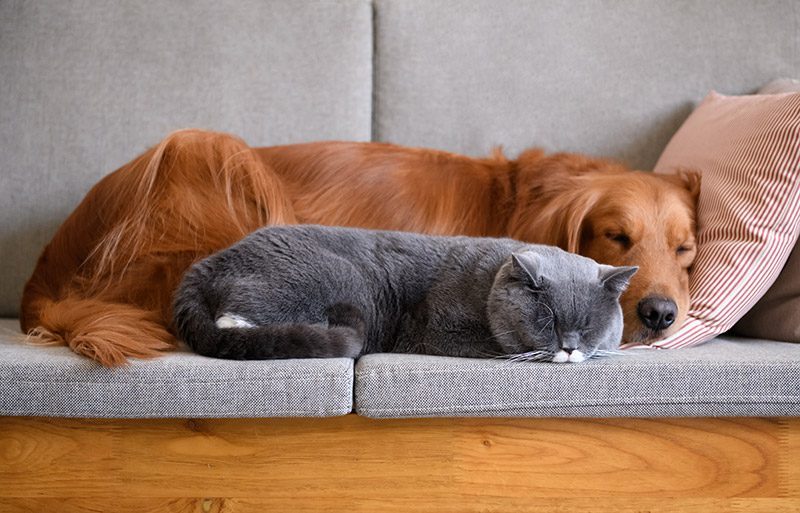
[
  {"xmin": 734, "ymin": 79, "xmax": 800, "ymax": 342},
  {"xmin": 354, "ymin": 338, "xmax": 800, "ymax": 418},
  {"xmin": 373, "ymin": 0, "xmax": 800, "ymax": 168},
  {"xmin": 649, "ymin": 91, "xmax": 800, "ymax": 349},
  {"xmin": 0, "ymin": 0, "xmax": 372, "ymax": 317},
  {"xmin": 0, "ymin": 320, "xmax": 353, "ymax": 418}
]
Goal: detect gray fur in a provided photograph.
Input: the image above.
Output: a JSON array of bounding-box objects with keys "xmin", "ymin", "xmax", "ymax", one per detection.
[{"xmin": 173, "ymin": 225, "xmax": 636, "ymax": 362}]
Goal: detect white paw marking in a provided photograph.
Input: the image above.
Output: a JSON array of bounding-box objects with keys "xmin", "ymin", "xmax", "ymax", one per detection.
[
  {"xmin": 568, "ymin": 350, "xmax": 585, "ymax": 363},
  {"xmin": 215, "ymin": 314, "xmax": 255, "ymax": 329},
  {"xmin": 552, "ymin": 350, "xmax": 570, "ymax": 363}
]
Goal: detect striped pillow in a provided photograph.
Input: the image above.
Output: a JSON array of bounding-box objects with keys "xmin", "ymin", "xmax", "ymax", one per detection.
[
  {"xmin": 734, "ymin": 79, "xmax": 800, "ymax": 342},
  {"xmin": 649, "ymin": 90, "xmax": 800, "ymax": 348}
]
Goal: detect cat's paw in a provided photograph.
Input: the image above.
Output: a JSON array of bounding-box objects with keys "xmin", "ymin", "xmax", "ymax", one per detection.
[{"xmin": 215, "ymin": 313, "xmax": 255, "ymax": 329}]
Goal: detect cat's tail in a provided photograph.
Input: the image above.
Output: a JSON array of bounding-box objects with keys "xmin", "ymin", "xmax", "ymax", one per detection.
[{"xmin": 173, "ymin": 287, "xmax": 366, "ymax": 359}]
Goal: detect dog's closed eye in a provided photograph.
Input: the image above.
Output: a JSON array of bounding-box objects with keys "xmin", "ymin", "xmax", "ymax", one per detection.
[{"xmin": 605, "ymin": 232, "xmax": 631, "ymax": 248}]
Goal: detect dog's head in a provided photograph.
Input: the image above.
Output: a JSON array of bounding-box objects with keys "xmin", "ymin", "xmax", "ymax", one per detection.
[{"xmin": 509, "ymin": 151, "xmax": 700, "ymax": 344}]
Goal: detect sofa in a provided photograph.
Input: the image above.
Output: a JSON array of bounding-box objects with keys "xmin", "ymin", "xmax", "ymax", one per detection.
[{"xmin": 1, "ymin": 1, "xmax": 799, "ymax": 510}]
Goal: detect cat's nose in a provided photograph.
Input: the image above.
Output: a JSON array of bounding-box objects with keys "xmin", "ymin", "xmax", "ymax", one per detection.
[
  {"xmin": 561, "ymin": 332, "xmax": 579, "ymax": 352},
  {"xmin": 637, "ymin": 296, "xmax": 677, "ymax": 331}
]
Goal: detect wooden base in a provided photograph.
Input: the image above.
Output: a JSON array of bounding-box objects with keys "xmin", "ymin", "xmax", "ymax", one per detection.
[{"xmin": 1, "ymin": 416, "xmax": 798, "ymax": 512}]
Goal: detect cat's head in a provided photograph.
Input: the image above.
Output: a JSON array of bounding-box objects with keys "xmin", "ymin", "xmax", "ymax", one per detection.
[{"xmin": 488, "ymin": 248, "xmax": 637, "ymax": 363}]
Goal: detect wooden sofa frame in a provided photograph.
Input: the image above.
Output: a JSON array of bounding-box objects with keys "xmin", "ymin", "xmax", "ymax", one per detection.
[{"xmin": 1, "ymin": 416, "xmax": 797, "ymax": 512}]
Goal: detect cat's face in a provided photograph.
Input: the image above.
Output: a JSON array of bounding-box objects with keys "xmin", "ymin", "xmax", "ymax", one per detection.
[{"xmin": 487, "ymin": 249, "xmax": 637, "ymax": 363}]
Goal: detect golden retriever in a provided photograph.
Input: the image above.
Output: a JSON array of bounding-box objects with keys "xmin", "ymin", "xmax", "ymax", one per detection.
[{"xmin": 21, "ymin": 129, "xmax": 699, "ymax": 365}]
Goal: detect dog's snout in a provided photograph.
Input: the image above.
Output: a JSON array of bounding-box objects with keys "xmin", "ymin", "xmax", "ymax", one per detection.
[{"xmin": 637, "ymin": 296, "xmax": 677, "ymax": 331}]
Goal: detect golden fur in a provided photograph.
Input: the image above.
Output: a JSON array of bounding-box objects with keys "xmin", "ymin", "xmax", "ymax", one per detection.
[{"xmin": 21, "ymin": 129, "xmax": 699, "ymax": 366}]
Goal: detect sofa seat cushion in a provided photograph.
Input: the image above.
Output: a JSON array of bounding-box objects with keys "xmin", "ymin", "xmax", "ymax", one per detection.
[
  {"xmin": 0, "ymin": 320, "xmax": 353, "ymax": 418},
  {"xmin": 354, "ymin": 337, "xmax": 800, "ymax": 418}
]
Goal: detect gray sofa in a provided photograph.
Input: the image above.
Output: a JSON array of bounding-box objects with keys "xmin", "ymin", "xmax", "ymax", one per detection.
[{"xmin": 2, "ymin": 0, "xmax": 799, "ymax": 419}]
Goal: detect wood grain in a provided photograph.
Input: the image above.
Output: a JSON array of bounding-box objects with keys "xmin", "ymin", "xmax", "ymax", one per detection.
[
  {"xmin": 453, "ymin": 418, "xmax": 779, "ymax": 498},
  {"xmin": 784, "ymin": 417, "xmax": 800, "ymax": 497},
  {"xmin": 0, "ymin": 416, "xmax": 797, "ymax": 512},
  {"xmin": 1, "ymin": 498, "xmax": 799, "ymax": 513}
]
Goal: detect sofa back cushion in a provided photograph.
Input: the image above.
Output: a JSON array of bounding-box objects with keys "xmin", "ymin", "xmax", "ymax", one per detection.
[
  {"xmin": 373, "ymin": 0, "xmax": 800, "ymax": 168},
  {"xmin": 0, "ymin": 0, "xmax": 372, "ymax": 316}
]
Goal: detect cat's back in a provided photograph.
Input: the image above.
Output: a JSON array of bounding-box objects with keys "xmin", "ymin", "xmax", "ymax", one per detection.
[{"xmin": 207, "ymin": 225, "xmax": 454, "ymax": 277}]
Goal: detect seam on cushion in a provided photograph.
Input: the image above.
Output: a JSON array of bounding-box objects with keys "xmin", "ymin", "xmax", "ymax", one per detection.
[
  {"xmin": 354, "ymin": 361, "xmax": 800, "ymax": 376},
  {"xmin": 356, "ymin": 405, "xmax": 800, "ymax": 418},
  {"xmin": 354, "ymin": 395, "xmax": 800, "ymax": 412},
  {"xmin": 353, "ymin": 390, "xmax": 800, "ymax": 403},
  {"xmin": 0, "ymin": 407, "xmax": 355, "ymax": 417},
  {"xmin": 0, "ymin": 376, "xmax": 352, "ymax": 385},
  {"xmin": 355, "ymin": 397, "xmax": 800, "ymax": 415},
  {"xmin": 0, "ymin": 360, "xmax": 354, "ymax": 368}
]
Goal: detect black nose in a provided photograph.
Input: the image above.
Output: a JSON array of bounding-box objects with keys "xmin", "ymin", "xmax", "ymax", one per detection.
[{"xmin": 637, "ymin": 296, "xmax": 677, "ymax": 331}]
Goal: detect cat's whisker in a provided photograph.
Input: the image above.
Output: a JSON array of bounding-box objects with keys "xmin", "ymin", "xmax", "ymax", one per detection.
[
  {"xmin": 481, "ymin": 329, "xmax": 516, "ymax": 342},
  {"xmin": 475, "ymin": 350, "xmax": 508, "ymax": 358},
  {"xmin": 499, "ymin": 350, "xmax": 554, "ymax": 366},
  {"xmin": 535, "ymin": 319, "xmax": 554, "ymax": 335},
  {"xmin": 593, "ymin": 349, "xmax": 634, "ymax": 358},
  {"xmin": 520, "ymin": 354, "xmax": 552, "ymax": 363},
  {"xmin": 416, "ymin": 342, "xmax": 451, "ymax": 356},
  {"xmin": 531, "ymin": 300, "xmax": 555, "ymax": 318}
]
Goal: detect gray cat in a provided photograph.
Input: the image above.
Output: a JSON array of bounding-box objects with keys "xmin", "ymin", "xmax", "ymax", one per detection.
[{"xmin": 173, "ymin": 225, "xmax": 636, "ymax": 363}]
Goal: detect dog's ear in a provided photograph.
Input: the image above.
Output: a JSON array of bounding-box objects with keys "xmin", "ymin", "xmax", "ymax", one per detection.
[
  {"xmin": 676, "ymin": 168, "xmax": 702, "ymax": 201},
  {"xmin": 549, "ymin": 189, "xmax": 601, "ymax": 253},
  {"xmin": 510, "ymin": 152, "xmax": 609, "ymax": 253}
]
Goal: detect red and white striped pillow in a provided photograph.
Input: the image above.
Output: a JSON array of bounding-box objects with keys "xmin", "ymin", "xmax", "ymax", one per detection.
[{"xmin": 649, "ymin": 90, "xmax": 800, "ymax": 348}]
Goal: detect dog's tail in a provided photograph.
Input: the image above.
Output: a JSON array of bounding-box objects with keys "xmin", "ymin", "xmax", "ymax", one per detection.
[
  {"xmin": 20, "ymin": 129, "xmax": 297, "ymax": 366},
  {"xmin": 173, "ymin": 283, "xmax": 365, "ymax": 359},
  {"xmin": 25, "ymin": 296, "xmax": 175, "ymax": 366}
]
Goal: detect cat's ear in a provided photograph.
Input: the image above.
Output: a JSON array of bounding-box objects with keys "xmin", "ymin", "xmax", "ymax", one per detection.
[
  {"xmin": 511, "ymin": 252, "xmax": 544, "ymax": 288},
  {"xmin": 599, "ymin": 265, "xmax": 638, "ymax": 295}
]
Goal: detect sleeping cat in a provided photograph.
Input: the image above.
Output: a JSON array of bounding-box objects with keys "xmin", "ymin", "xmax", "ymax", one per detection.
[{"xmin": 173, "ymin": 225, "xmax": 637, "ymax": 363}]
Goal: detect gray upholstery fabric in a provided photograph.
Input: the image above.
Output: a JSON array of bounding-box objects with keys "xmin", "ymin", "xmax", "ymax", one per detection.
[
  {"xmin": 355, "ymin": 337, "xmax": 800, "ymax": 418},
  {"xmin": 0, "ymin": 0, "xmax": 372, "ymax": 316},
  {"xmin": 373, "ymin": 0, "xmax": 800, "ymax": 167},
  {"xmin": 0, "ymin": 320, "xmax": 353, "ymax": 417}
]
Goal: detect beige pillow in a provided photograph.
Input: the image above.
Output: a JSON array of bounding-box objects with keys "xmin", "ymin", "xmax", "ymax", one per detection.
[
  {"xmin": 734, "ymin": 79, "xmax": 800, "ymax": 342},
  {"xmin": 645, "ymin": 89, "xmax": 800, "ymax": 349}
]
